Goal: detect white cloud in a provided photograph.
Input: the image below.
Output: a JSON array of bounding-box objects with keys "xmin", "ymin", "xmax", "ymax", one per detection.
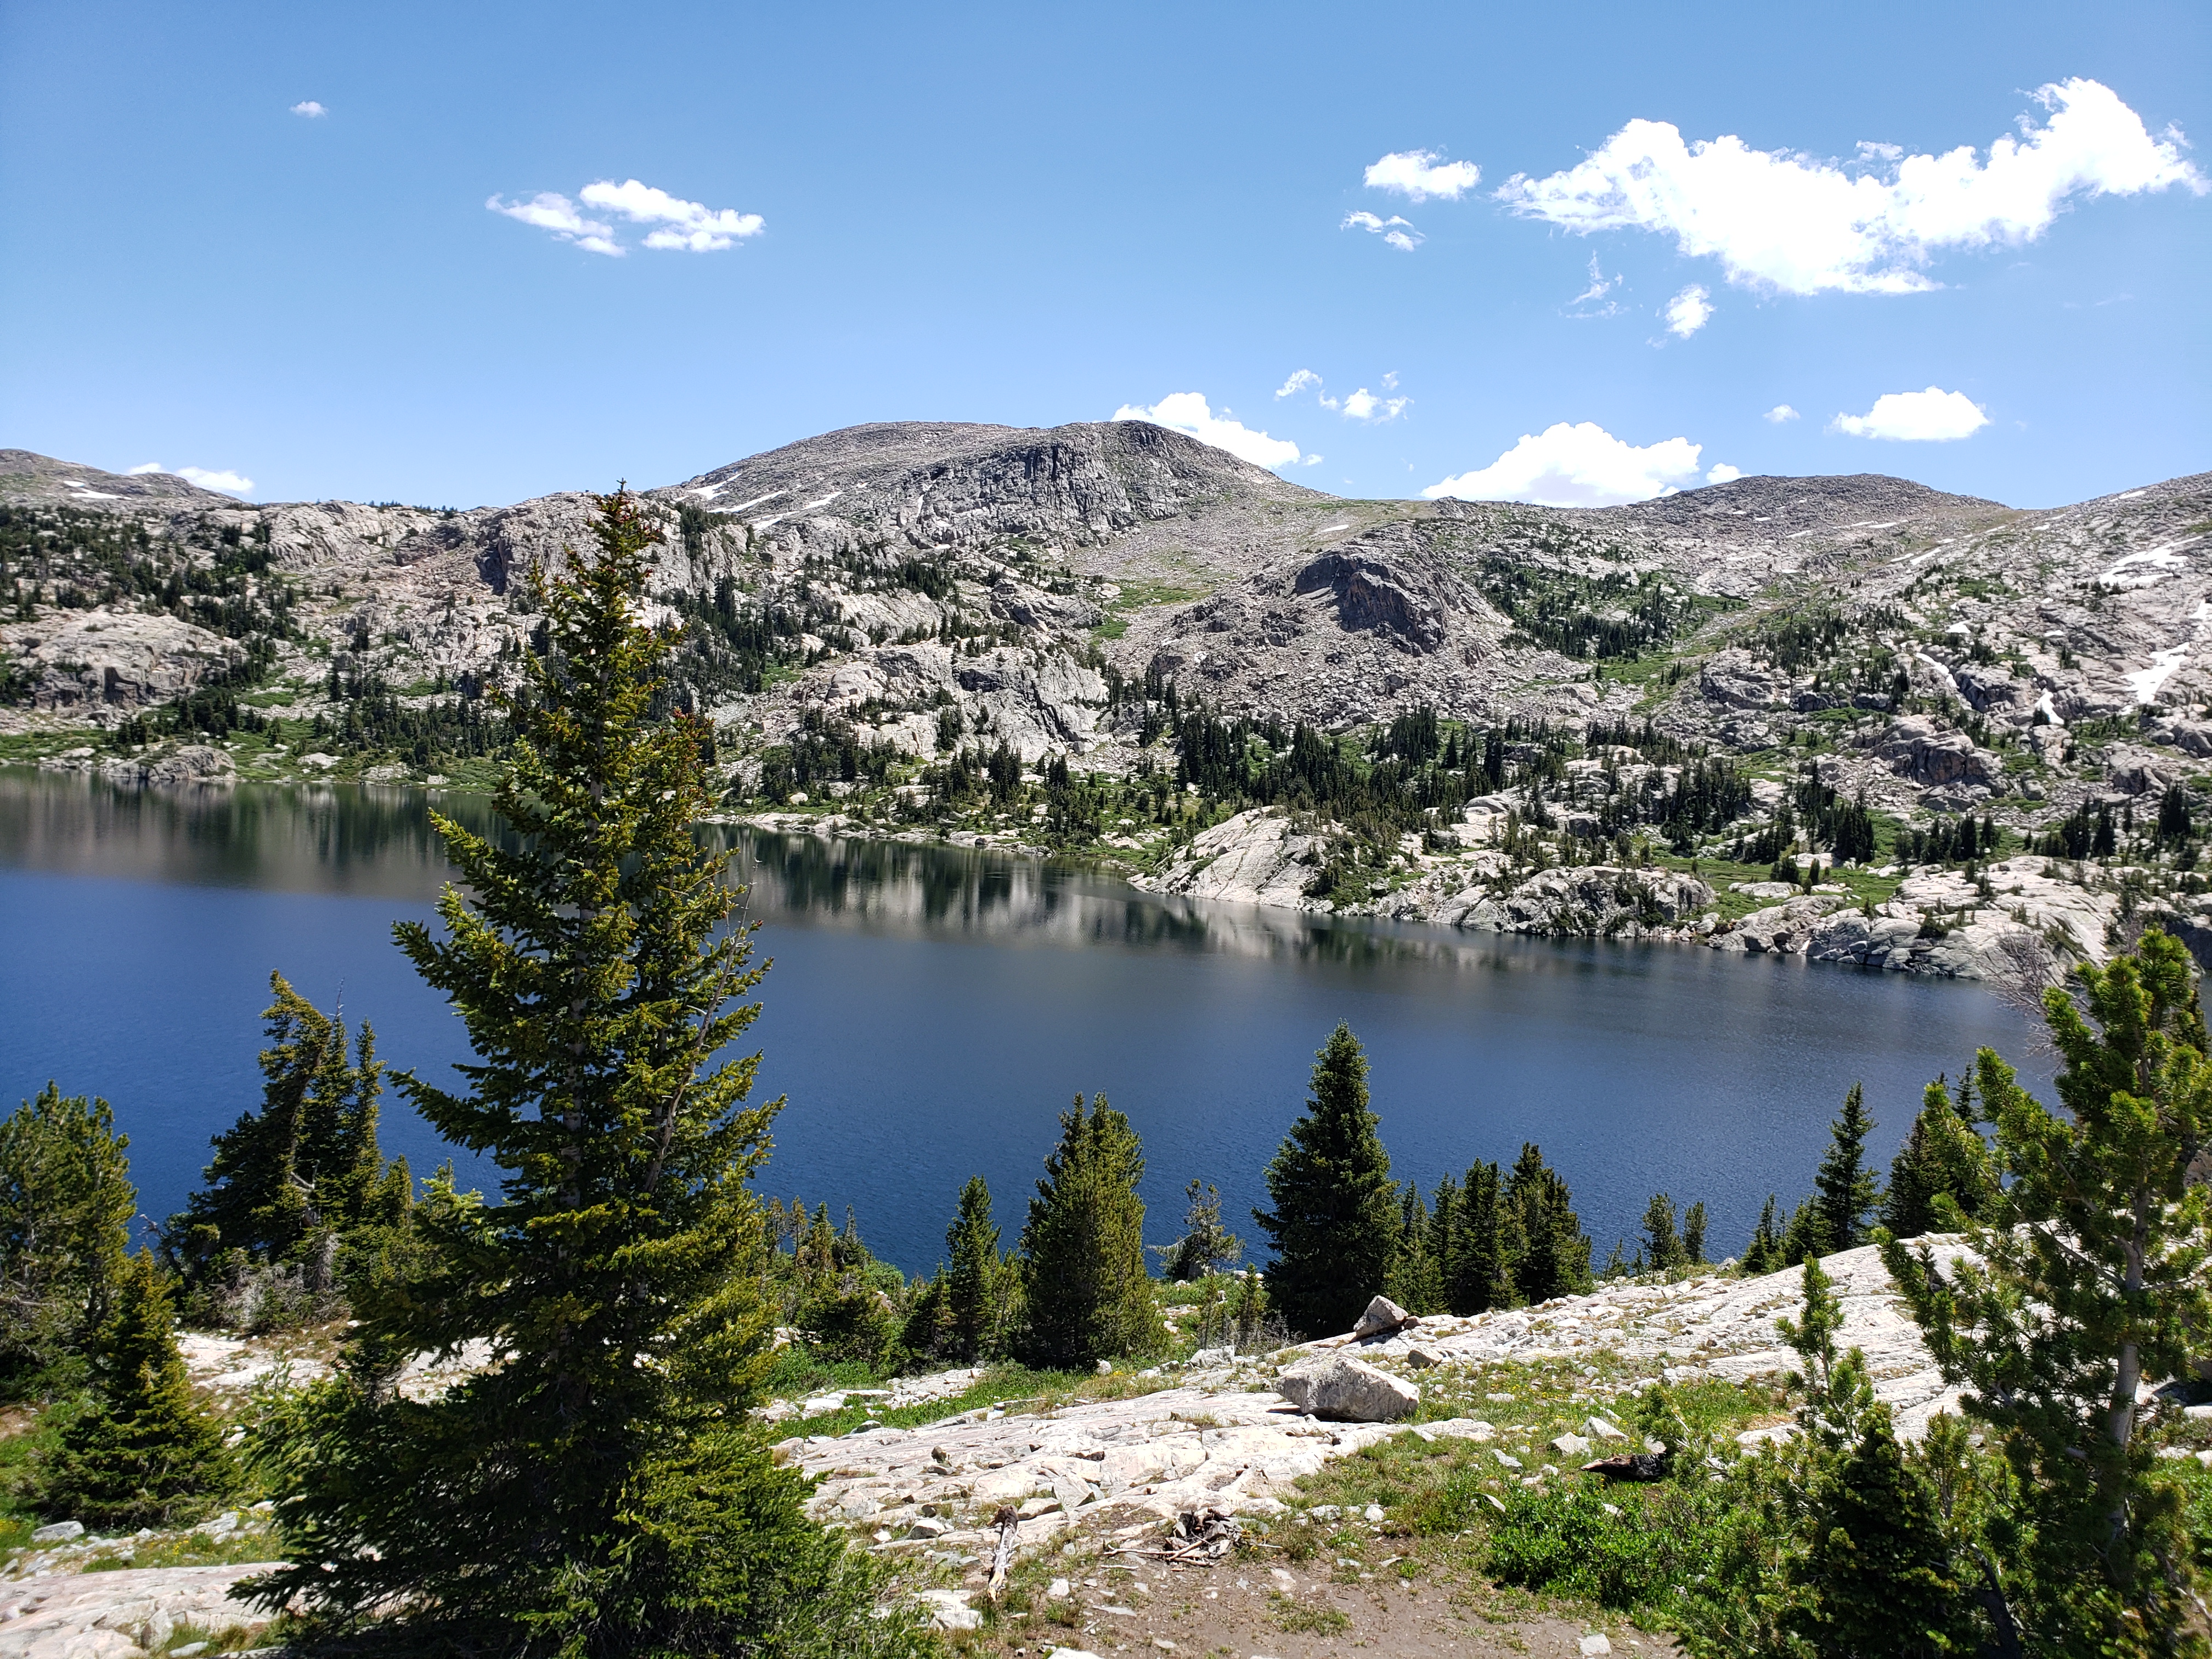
[
  {"xmin": 1274, "ymin": 371, "xmax": 1410, "ymax": 422},
  {"xmin": 1363, "ymin": 149, "xmax": 1481, "ymax": 202},
  {"xmin": 1112, "ymin": 393, "xmax": 1310, "ymax": 470},
  {"xmin": 1496, "ymin": 78, "xmax": 2204, "ymax": 295},
  {"xmin": 1423, "ymin": 421, "xmax": 1703, "ymax": 507},
  {"xmin": 1831, "ymin": 386, "xmax": 1990, "ymax": 441},
  {"xmin": 289, "ymin": 100, "xmax": 326, "ymax": 118},
  {"xmin": 129, "ymin": 462, "xmax": 255, "ymax": 495},
  {"xmin": 489, "ymin": 178, "xmax": 762, "ymax": 256},
  {"xmin": 1343, "ymin": 210, "xmax": 1423, "ymax": 250},
  {"xmin": 1566, "ymin": 254, "xmax": 1624, "ymax": 317},
  {"xmin": 1662, "ymin": 284, "xmax": 1714, "ymax": 337},
  {"xmin": 1764, "ymin": 403, "xmax": 1801, "ymax": 423},
  {"xmin": 1339, "ymin": 388, "xmax": 1409, "ymax": 422},
  {"xmin": 1706, "ymin": 462, "xmax": 1743, "ymax": 484},
  {"xmin": 578, "ymin": 179, "xmax": 764, "ymax": 251},
  {"xmin": 488, "ymin": 191, "xmax": 624, "ymax": 256}
]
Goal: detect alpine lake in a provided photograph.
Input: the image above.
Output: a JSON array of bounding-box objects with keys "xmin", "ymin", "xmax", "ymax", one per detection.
[{"xmin": 0, "ymin": 767, "xmax": 2050, "ymax": 1275}]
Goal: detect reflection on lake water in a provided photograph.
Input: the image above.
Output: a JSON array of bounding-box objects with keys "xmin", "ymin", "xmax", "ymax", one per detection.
[{"xmin": 0, "ymin": 768, "xmax": 2050, "ymax": 1275}]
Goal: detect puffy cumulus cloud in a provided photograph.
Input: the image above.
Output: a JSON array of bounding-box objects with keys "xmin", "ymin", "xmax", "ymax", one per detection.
[
  {"xmin": 1111, "ymin": 393, "xmax": 1310, "ymax": 470},
  {"xmin": 290, "ymin": 100, "xmax": 326, "ymax": 117},
  {"xmin": 129, "ymin": 462, "xmax": 255, "ymax": 495},
  {"xmin": 578, "ymin": 178, "xmax": 764, "ymax": 251},
  {"xmin": 1343, "ymin": 210, "xmax": 1423, "ymax": 251},
  {"xmin": 1275, "ymin": 370, "xmax": 1410, "ymax": 422},
  {"xmin": 1339, "ymin": 387, "xmax": 1410, "ymax": 422},
  {"xmin": 1831, "ymin": 386, "xmax": 1990, "ymax": 441},
  {"xmin": 1706, "ymin": 462, "xmax": 1743, "ymax": 484},
  {"xmin": 1662, "ymin": 284, "xmax": 1714, "ymax": 337},
  {"xmin": 1496, "ymin": 78, "xmax": 2204, "ymax": 295},
  {"xmin": 488, "ymin": 191, "xmax": 624, "ymax": 256},
  {"xmin": 1423, "ymin": 421, "xmax": 1704, "ymax": 507},
  {"xmin": 489, "ymin": 179, "xmax": 763, "ymax": 256},
  {"xmin": 1363, "ymin": 149, "xmax": 1480, "ymax": 202},
  {"xmin": 1764, "ymin": 403, "xmax": 1801, "ymax": 423}
]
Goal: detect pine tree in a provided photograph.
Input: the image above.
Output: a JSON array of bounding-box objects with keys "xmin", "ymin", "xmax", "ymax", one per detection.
[
  {"xmin": 1783, "ymin": 1195, "xmax": 1830, "ymax": 1266},
  {"xmin": 0, "ymin": 1084, "xmax": 135, "ymax": 1392},
  {"xmin": 1504, "ymin": 1143, "xmax": 1592, "ymax": 1302},
  {"xmin": 1882, "ymin": 1078, "xmax": 1998, "ymax": 1239},
  {"xmin": 246, "ymin": 491, "xmax": 924, "ymax": 1657},
  {"xmin": 1741, "ymin": 1193, "xmax": 1785, "ymax": 1274},
  {"xmin": 1641, "ymin": 1192, "xmax": 1684, "ymax": 1273},
  {"xmin": 1813, "ymin": 1082, "xmax": 1880, "ymax": 1252},
  {"xmin": 38, "ymin": 1249, "xmax": 234, "ymax": 1528},
  {"xmin": 1883, "ymin": 930, "xmax": 2212, "ymax": 1648},
  {"xmin": 1254, "ymin": 1024, "xmax": 1401, "ymax": 1338},
  {"xmin": 1385, "ymin": 1183, "xmax": 1444, "ymax": 1314},
  {"xmin": 1681, "ymin": 1200, "xmax": 1707, "ymax": 1266},
  {"xmin": 1444, "ymin": 1159, "xmax": 1519, "ymax": 1314},
  {"xmin": 1775, "ymin": 1257, "xmax": 1979, "ymax": 1657},
  {"xmin": 1015, "ymin": 1095, "xmax": 1166, "ymax": 1367},
  {"xmin": 170, "ymin": 973, "xmax": 393, "ymax": 1323},
  {"xmin": 1153, "ymin": 1180, "xmax": 1243, "ymax": 1282},
  {"xmin": 944, "ymin": 1175, "xmax": 1012, "ymax": 1361}
]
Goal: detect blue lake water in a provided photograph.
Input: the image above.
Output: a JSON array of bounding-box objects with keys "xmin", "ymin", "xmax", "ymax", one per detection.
[{"xmin": 0, "ymin": 769, "xmax": 2051, "ymax": 1277}]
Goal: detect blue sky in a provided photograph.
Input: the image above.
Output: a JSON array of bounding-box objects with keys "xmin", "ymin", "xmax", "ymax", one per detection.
[{"xmin": 2, "ymin": 1, "xmax": 2206, "ymax": 511}]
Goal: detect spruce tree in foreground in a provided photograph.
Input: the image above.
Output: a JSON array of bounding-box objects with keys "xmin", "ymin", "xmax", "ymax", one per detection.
[
  {"xmin": 0, "ymin": 1084, "xmax": 135, "ymax": 1393},
  {"xmin": 1640, "ymin": 1192, "xmax": 1683, "ymax": 1274},
  {"xmin": 38, "ymin": 1249, "xmax": 234, "ymax": 1528},
  {"xmin": 1740, "ymin": 1194, "xmax": 1785, "ymax": 1275},
  {"xmin": 247, "ymin": 490, "xmax": 927, "ymax": 1658},
  {"xmin": 1153, "ymin": 1180, "xmax": 1243, "ymax": 1283},
  {"xmin": 1883, "ymin": 930, "xmax": 2211, "ymax": 1650},
  {"xmin": 944, "ymin": 1175, "xmax": 1013, "ymax": 1362},
  {"xmin": 1016, "ymin": 1095, "xmax": 1166, "ymax": 1367},
  {"xmin": 1813, "ymin": 1082, "xmax": 1880, "ymax": 1253},
  {"xmin": 1254, "ymin": 1024, "xmax": 1400, "ymax": 1338},
  {"xmin": 170, "ymin": 974, "xmax": 405, "ymax": 1327},
  {"xmin": 1444, "ymin": 1159, "xmax": 1517, "ymax": 1314},
  {"xmin": 1881, "ymin": 1076, "xmax": 1997, "ymax": 1239},
  {"xmin": 1503, "ymin": 1143, "xmax": 1592, "ymax": 1302}
]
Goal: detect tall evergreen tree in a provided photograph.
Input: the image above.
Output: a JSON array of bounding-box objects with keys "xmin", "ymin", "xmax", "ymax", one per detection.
[
  {"xmin": 1641, "ymin": 1192, "xmax": 1684, "ymax": 1273},
  {"xmin": 247, "ymin": 490, "xmax": 924, "ymax": 1657},
  {"xmin": 943, "ymin": 1175, "xmax": 1012, "ymax": 1362},
  {"xmin": 0, "ymin": 1084, "xmax": 135, "ymax": 1392},
  {"xmin": 1444, "ymin": 1159, "xmax": 1518, "ymax": 1314},
  {"xmin": 1882, "ymin": 1078, "xmax": 1999, "ymax": 1239},
  {"xmin": 170, "ymin": 974, "xmax": 396, "ymax": 1319},
  {"xmin": 38, "ymin": 1249, "xmax": 234, "ymax": 1528},
  {"xmin": 1504, "ymin": 1143, "xmax": 1592, "ymax": 1302},
  {"xmin": 1814, "ymin": 1082, "xmax": 1881, "ymax": 1252},
  {"xmin": 1776, "ymin": 1257, "xmax": 1980, "ymax": 1657},
  {"xmin": 1681, "ymin": 1200, "xmax": 1707, "ymax": 1266},
  {"xmin": 1015, "ymin": 1095, "xmax": 1166, "ymax": 1367},
  {"xmin": 1385, "ymin": 1183, "xmax": 1444, "ymax": 1314},
  {"xmin": 1741, "ymin": 1193, "xmax": 1785, "ymax": 1274},
  {"xmin": 1254, "ymin": 1024, "xmax": 1401, "ymax": 1338},
  {"xmin": 1153, "ymin": 1180, "xmax": 1243, "ymax": 1282},
  {"xmin": 1884, "ymin": 931, "xmax": 2212, "ymax": 1650}
]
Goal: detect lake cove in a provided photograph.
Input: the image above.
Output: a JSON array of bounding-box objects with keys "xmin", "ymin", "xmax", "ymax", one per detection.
[{"xmin": 0, "ymin": 768, "xmax": 2047, "ymax": 1273}]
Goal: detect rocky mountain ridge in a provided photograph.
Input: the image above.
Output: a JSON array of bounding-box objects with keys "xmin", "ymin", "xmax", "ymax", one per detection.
[{"xmin": 6, "ymin": 426, "xmax": 2211, "ymax": 976}]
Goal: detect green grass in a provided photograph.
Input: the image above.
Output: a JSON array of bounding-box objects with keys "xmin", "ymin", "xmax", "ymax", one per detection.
[
  {"xmin": 768, "ymin": 1360, "xmax": 1177, "ymax": 1442},
  {"xmin": 0, "ymin": 730, "xmax": 101, "ymax": 764}
]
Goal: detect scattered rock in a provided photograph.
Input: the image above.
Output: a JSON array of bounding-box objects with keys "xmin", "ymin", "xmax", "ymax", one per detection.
[
  {"xmin": 1351, "ymin": 1295, "xmax": 1415, "ymax": 1339},
  {"xmin": 914, "ymin": 1588, "xmax": 982, "ymax": 1632},
  {"xmin": 1276, "ymin": 1354, "xmax": 1419, "ymax": 1422}
]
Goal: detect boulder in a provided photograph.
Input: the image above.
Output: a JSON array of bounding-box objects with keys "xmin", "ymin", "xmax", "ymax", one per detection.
[
  {"xmin": 1276, "ymin": 1354, "xmax": 1419, "ymax": 1422},
  {"xmin": 915, "ymin": 1589, "xmax": 983, "ymax": 1632},
  {"xmin": 1351, "ymin": 1294, "xmax": 1415, "ymax": 1339}
]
